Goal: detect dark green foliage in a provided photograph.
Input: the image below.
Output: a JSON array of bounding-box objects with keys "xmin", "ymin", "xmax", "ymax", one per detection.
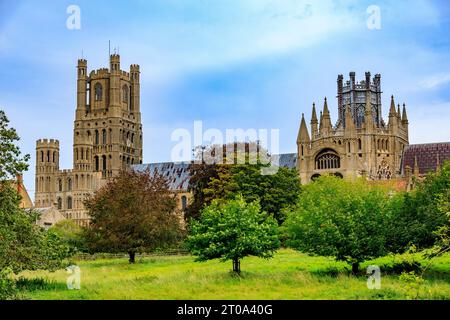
[
  {"xmin": 0, "ymin": 184, "xmax": 71, "ymax": 274},
  {"xmin": 283, "ymin": 175, "xmax": 391, "ymax": 273},
  {"xmin": 186, "ymin": 196, "xmax": 280, "ymax": 273},
  {"xmin": 84, "ymin": 170, "xmax": 185, "ymax": 263},
  {"xmin": 189, "ymin": 163, "xmax": 300, "ymax": 224},
  {"xmin": 50, "ymin": 219, "xmax": 86, "ymax": 254},
  {"xmin": 387, "ymin": 161, "xmax": 449, "ymax": 252},
  {"xmin": 0, "ymin": 110, "xmax": 29, "ymax": 180}
]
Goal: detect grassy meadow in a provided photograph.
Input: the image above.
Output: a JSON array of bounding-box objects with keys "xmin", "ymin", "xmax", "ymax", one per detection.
[{"xmin": 17, "ymin": 249, "xmax": 450, "ymax": 300}]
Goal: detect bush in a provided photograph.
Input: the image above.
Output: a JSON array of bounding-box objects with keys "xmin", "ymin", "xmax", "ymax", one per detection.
[{"xmin": 0, "ymin": 269, "xmax": 17, "ymax": 300}]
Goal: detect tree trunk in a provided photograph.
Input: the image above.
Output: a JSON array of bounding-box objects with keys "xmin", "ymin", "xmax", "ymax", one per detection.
[
  {"xmin": 232, "ymin": 258, "xmax": 241, "ymax": 274},
  {"xmin": 352, "ymin": 262, "xmax": 359, "ymax": 275},
  {"xmin": 129, "ymin": 251, "xmax": 136, "ymax": 264}
]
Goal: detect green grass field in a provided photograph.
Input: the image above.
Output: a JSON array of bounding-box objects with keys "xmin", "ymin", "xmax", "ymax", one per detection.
[{"xmin": 17, "ymin": 249, "xmax": 450, "ymax": 300}]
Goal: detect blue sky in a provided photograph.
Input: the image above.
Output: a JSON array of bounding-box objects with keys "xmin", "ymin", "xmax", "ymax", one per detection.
[{"xmin": 0, "ymin": 0, "xmax": 450, "ymax": 194}]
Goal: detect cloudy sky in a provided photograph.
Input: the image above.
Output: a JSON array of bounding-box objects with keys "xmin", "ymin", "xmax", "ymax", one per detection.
[{"xmin": 0, "ymin": 0, "xmax": 450, "ymax": 193}]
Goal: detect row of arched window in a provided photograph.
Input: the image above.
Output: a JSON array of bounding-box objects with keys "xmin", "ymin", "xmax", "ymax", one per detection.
[
  {"xmin": 94, "ymin": 155, "xmax": 110, "ymax": 172},
  {"xmin": 377, "ymin": 138, "xmax": 389, "ymax": 151},
  {"xmin": 94, "ymin": 129, "xmax": 111, "ymax": 145},
  {"xmin": 75, "ymin": 148, "xmax": 91, "ymax": 161},
  {"xmin": 57, "ymin": 196, "xmax": 72, "ymax": 210},
  {"xmin": 38, "ymin": 150, "xmax": 58, "ymax": 163}
]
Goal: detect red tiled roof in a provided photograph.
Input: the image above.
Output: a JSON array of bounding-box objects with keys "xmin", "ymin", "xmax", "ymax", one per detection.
[{"xmin": 402, "ymin": 142, "xmax": 450, "ymax": 175}]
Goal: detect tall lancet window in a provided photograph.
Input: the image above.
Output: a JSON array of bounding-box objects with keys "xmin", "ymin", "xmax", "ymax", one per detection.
[{"xmin": 94, "ymin": 83, "xmax": 103, "ymax": 101}]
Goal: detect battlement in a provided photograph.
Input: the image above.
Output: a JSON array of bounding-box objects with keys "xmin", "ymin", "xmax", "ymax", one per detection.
[
  {"xmin": 130, "ymin": 64, "xmax": 140, "ymax": 71},
  {"xmin": 90, "ymin": 68, "xmax": 110, "ymax": 77},
  {"xmin": 110, "ymin": 54, "xmax": 120, "ymax": 62},
  {"xmin": 36, "ymin": 139, "xmax": 59, "ymax": 147},
  {"xmin": 77, "ymin": 59, "xmax": 87, "ymax": 67},
  {"xmin": 338, "ymin": 71, "xmax": 381, "ymax": 92}
]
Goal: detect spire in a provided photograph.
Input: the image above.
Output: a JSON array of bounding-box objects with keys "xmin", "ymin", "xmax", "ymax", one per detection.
[
  {"xmin": 389, "ymin": 95, "xmax": 396, "ymax": 115},
  {"xmin": 413, "ymin": 156, "xmax": 420, "ymax": 175},
  {"xmin": 388, "ymin": 95, "xmax": 398, "ymax": 132},
  {"xmin": 397, "ymin": 104, "xmax": 401, "ymax": 118},
  {"xmin": 323, "ymin": 97, "xmax": 330, "ymax": 116},
  {"xmin": 310, "ymin": 103, "xmax": 318, "ymax": 137},
  {"xmin": 311, "ymin": 103, "xmax": 318, "ymax": 123},
  {"xmin": 297, "ymin": 113, "xmax": 310, "ymax": 143},
  {"xmin": 402, "ymin": 103, "xmax": 408, "ymax": 123},
  {"xmin": 320, "ymin": 97, "xmax": 332, "ymax": 134}
]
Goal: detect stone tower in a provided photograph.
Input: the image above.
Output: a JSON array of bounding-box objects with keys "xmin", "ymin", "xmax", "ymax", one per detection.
[
  {"xmin": 35, "ymin": 139, "xmax": 60, "ymax": 208},
  {"xmin": 297, "ymin": 72, "xmax": 409, "ymax": 184},
  {"xmin": 34, "ymin": 54, "xmax": 143, "ymax": 225}
]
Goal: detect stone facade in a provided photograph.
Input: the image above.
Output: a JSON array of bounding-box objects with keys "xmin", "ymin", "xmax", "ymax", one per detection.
[
  {"xmin": 34, "ymin": 54, "xmax": 143, "ymax": 226},
  {"xmin": 296, "ymin": 72, "xmax": 409, "ymax": 184}
]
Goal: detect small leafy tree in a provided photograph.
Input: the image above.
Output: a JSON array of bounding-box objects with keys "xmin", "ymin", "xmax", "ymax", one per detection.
[
  {"xmin": 283, "ymin": 175, "xmax": 390, "ymax": 274},
  {"xmin": 84, "ymin": 169, "xmax": 185, "ymax": 263},
  {"xmin": 50, "ymin": 219, "xmax": 86, "ymax": 254},
  {"xmin": 186, "ymin": 196, "xmax": 280, "ymax": 274}
]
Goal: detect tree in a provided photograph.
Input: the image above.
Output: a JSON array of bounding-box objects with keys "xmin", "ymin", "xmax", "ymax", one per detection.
[
  {"xmin": 0, "ymin": 110, "xmax": 30, "ymax": 180},
  {"xmin": 187, "ymin": 142, "xmax": 301, "ymax": 224},
  {"xmin": 186, "ymin": 196, "xmax": 280, "ymax": 274},
  {"xmin": 84, "ymin": 169, "xmax": 185, "ymax": 263},
  {"xmin": 0, "ymin": 110, "xmax": 69, "ymax": 299},
  {"xmin": 206, "ymin": 164, "xmax": 300, "ymax": 224},
  {"xmin": 50, "ymin": 219, "xmax": 86, "ymax": 254},
  {"xmin": 0, "ymin": 183, "xmax": 71, "ymax": 274},
  {"xmin": 283, "ymin": 175, "xmax": 390, "ymax": 274},
  {"xmin": 387, "ymin": 160, "xmax": 450, "ymax": 252}
]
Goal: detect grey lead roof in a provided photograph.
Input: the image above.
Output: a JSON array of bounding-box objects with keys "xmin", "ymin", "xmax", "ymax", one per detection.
[{"xmin": 132, "ymin": 153, "xmax": 298, "ymax": 191}]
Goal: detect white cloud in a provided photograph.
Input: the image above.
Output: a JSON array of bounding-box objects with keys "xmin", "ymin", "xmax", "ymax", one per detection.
[{"xmin": 419, "ymin": 73, "xmax": 450, "ymax": 89}]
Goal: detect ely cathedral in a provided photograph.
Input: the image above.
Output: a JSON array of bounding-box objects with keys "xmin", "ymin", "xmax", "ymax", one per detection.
[{"xmin": 33, "ymin": 55, "xmax": 449, "ymax": 226}]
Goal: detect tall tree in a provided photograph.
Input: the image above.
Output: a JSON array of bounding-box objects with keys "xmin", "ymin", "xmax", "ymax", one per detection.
[
  {"xmin": 186, "ymin": 196, "xmax": 280, "ymax": 274},
  {"xmin": 0, "ymin": 110, "xmax": 30, "ymax": 180},
  {"xmin": 84, "ymin": 169, "xmax": 185, "ymax": 263},
  {"xmin": 387, "ymin": 160, "xmax": 450, "ymax": 252},
  {"xmin": 186, "ymin": 142, "xmax": 300, "ymax": 223},
  {"xmin": 0, "ymin": 110, "xmax": 69, "ymax": 300},
  {"xmin": 283, "ymin": 175, "xmax": 390, "ymax": 274}
]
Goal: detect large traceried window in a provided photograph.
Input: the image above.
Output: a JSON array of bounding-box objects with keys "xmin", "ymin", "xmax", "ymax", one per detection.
[{"xmin": 315, "ymin": 148, "xmax": 340, "ymax": 170}]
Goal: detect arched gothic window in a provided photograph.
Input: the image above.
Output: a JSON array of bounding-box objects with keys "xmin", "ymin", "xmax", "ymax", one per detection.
[
  {"xmin": 122, "ymin": 85, "xmax": 128, "ymax": 104},
  {"xmin": 315, "ymin": 149, "xmax": 341, "ymax": 170},
  {"xmin": 67, "ymin": 196, "xmax": 73, "ymax": 210},
  {"xmin": 58, "ymin": 179, "xmax": 62, "ymax": 192},
  {"xmin": 95, "ymin": 130, "xmax": 99, "ymax": 145},
  {"xmin": 181, "ymin": 195, "xmax": 187, "ymax": 211},
  {"xmin": 68, "ymin": 178, "xmax": 72, "ymax": 191},
  {"xmin": 94, "ymin": 83, "xmax": 103, "ymax": 101},
  {"xmin": 102, "ymin": 129, "xmax": 107, "ymax": 145},
  {"xmin": 356, "ymin": 105, "xmax": 365, "ymax": 128},
  {"xmin": 57, "ymin": 197, "xmax": 62, "ymax": 210}
]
